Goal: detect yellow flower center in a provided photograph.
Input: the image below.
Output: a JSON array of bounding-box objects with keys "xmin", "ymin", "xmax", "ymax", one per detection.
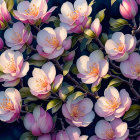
[
  {"xmin": 11, "ymin": 32, "xmax": 22, "ymax": 43},
  {"xmin": 25, "ymin": 4, "xmax": 39, "ymax": 17},
  {"xmin": 106, "ymin": 128, "xmax": 115, "ymax": 139},
  {"xmin": 114, "ymin": 43, "xmax": 124, "ymax": 52},
  {"xmin": 35, "ymin": 78, "xmax": 48, "ymax": 91},
  {"xmin": 46, "ymin": 37, "xmax": 60, "ymax": 48},
  {"xmin": 67, "ymin": 10, "xmax": 80, "ymax": 21},
  {"xmin": 0, "ymin": 98, "xmax": 14, "ymax": 111}
]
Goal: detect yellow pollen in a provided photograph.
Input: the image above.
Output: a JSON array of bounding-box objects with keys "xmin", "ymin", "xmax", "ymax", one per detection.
[
  {"xmin": 11, "ymin": 32, "xmax": 22, "ymax": 43},
  {"xmin": 106, "ymin": 129, "xmax": 115, "ymax": 139},
  {"xmin": 114, "ymin": 43, "xmax": 124, "ymax": 52},
  {"xmin": 4, "ymin": 57, "xmax": 16, "ymax": 73},
  {"xmin": 46, "ymin": 37, "xmax": 59, "ymax": 48},
  {"xmin": 25, "ymin": 4, "xmax": 39, "ymax": 16},
  {"xmin": 86, "ymin": 63, "xmax": 99, "ymax": 76},
  {"xmin": 0, "ymin": 98, "xmax": 14, "ymax": 111},
  {"xmin": 131, "ymin": 62, "xmax": 140, "ymax": 76},
  {"xmin": 35, "ymin": 78, "xmax": 48, "ymax": 91},
  {"xmin": 67, "ymin": 10, "xmax": 79, "ymax": 20}
]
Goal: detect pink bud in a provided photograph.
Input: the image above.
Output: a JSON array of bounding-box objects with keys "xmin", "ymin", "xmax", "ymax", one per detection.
[
  {"xmin": 120, "ymin": 0, "xmax": 138, "ymax": 20},
  {"xmin": 91, "ymin": 18, "xmax": 102, "ymax": 37},
  {"xmin": 38, "ymin": 134, "xmax": 51, "ymax": 140},
  {"xmin": 64, "ymin": 51, "xmax": 75, "ymax": 61},
  {"xmin": 62, "ymin": 38, "xmax": 72, "ymax": 50},
  {"xmin": 136, "ymin": 0, "xmax": 140, "ymax": 4},
  {"xmin": 56, "ymin": 130, "xmax": 69, "ymax": 140},
  {"xmin": 0, "ymin": 38, "xmax": 4, "ymax": 50},
  {"xmin": 53, "ymin": 74, "xmax": 63, "ymax": 92}
]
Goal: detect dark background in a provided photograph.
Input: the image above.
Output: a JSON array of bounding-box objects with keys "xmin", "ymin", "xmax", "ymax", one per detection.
[{"xmin": 0, "ymin": 0, "xmax": 139, "ymax": 139}]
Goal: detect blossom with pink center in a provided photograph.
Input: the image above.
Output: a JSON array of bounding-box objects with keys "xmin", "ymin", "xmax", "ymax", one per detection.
[
  {"xmin": 137, "ymin": 0, "xmax": 140, "ymax": 4},
  {"xmin": 24, "ymin": 106, "xmax": 53, "ymax": 137},
  {"xmin": 105, "ymin": 32, "xmax": 136, "ymax": 62},
  {"xmin": 120, "ymin": 0, "xmax": 138, "ymax": 20},
  {"xmin": 37, "ymin": 27, "xmax": 67, "ymax": 59},
  {"xmin": 76, "ymin": 50, "xmax": 109, "ymax": 87},
  {"xmin": 4, "ymin": 22, "xmax": 33, "ymax": 50},
  {"xmin": 28, "ymin": 62, "xmax": 62, "ymax": 99},
  {"xmin": 62, "ymin": 97, "xmax": 95, "ymax": 127},
  {"xmin": 95, "ymin": 86, "xmax": 131, "ymax": 121},
  {"xmin": 13, "ymin": 0, "xmax": 57, "ymax": 24},
  {"xmin": 91, "ymin": 18, "xmax": 102, "ymax": 37},
  {"xmin": 120, "ymin": 52, "xmax": 140, "ymax": 80},
  {"xmin": 90, "ymin": 119, "xmax": 129, "ymax": 140},
  {"xmin": 0, "ymin": 50, "xmax": 29, "ymax": 87},
  {"xmin": 59, "ymin": 0, "xmax": 92, "ymax": 33},
  {"xmin": 0, "ymin": 37, "xmax": 4, "ymax": 50},
  {"xmin": 0, "ymin": 88, "xmax": 21, "ymax": 123},
  {"xmin": 0, "ymin": 0, "xmax": 11, "ymax": 28},
  {"xmin": 55, "ymin": 126, "xmax": 88, "ymax": 140}
]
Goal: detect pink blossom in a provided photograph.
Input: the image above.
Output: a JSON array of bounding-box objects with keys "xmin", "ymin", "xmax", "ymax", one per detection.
[
  {"xmin": 59, "ymin": 0, "xmax": 92, "ymax": 33},
  {"xmin": 0, "ymin": 50, "xmax": 29, "ymax": 87},
  {"xmin": 105, "ymin": 32, "xmax": 136, "ymax": 62},
  {"xmin": 76, "ymin": 50, "xmax": 109, "ymax": 87},
  {"xmin": 28, "ymin": 62, "xmax": 63, "ymax": 99},
  {"xmin": 62, "ymin": 97, "xmax": 95, "ymax": 127},
  {"xmin": 55, "ymin": 126, "xmax": 88, "ymax": 140},
  {"xmin": 0, "ymin": 37, "xmax": 4, "ymax": 50},
  {"xmin": 38, "ymin": 134, "xmax": 51, "ymax": 140},
  {"xmin": 95, "ymin": 86, "xmax": 131, "ymax": 121},
  {"xmin": 91, "ymin": 119, "xmax": 129, "ymax": 140},
  {"xmin": 120, "ymin": 52, "xmax": 140, "ymax": 80},
  {"xmin": 91, "ymin": 18, "xmax": 102, "ymax": 37},
  {"xmin": 14, "ymin": 0, "xmax": 57, "ymax": 24},
  {"xmin": 0, "ymin": 0, "xmax": 11, "ymax": 26},
  {"xmin": 4, "ymin": 22, "xmax": 33, "ymax": 50},
  {"xmin": 62, "ymin": 38, "xmax": 72, "ymax": 51},
  {"xmin": 120, "ymin": 0, "xmax": 138, "ymax": 20},
  {"xmin": 136, "ymin": 0, "xmax": 140, "ymax": 4},
  {"xmin": 0, "ymin": 88, "xmax": 21, "ymax": 123},
  {"xmin": 24, "ymin": 106, "xmax": 53, "ymax": 137},
  {"xmin": 37, "ymin": 27, "xmax": 67, "ymax": 59},
  {"xmin": 64, "ymin": 51, "xmax": 75, "ymax": 61}
]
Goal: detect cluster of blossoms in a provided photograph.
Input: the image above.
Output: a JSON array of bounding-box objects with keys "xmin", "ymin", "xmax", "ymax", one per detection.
[{"xmin": 0, "ymin": 0, "xmax": 140, "ymax": 139}]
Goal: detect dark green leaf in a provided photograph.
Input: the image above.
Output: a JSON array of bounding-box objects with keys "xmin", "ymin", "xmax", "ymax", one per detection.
[
  {"xmin": 80, "ymin": 38, "xmax": 88, "ymax": 52},
  {"xmin": 100, "ymin": 33, "xmax": 108, "ymax": 45},
  {"xmin": 47, "ymin": 99, "xmax": 62, "ymax": 110},
  {"xmin": 70, "ymin": 64, "xmax": 79, "ymax": 75},
  {"xmin": 63, "ymin": 61, "xmax": 73, "ymax": 76},
  {"xmin": 95, "ymin": 9, "xmax": 106, "ymax": 22},
  {"xmin": 91, "ymin": 83, "xmax": 101, "ymax": 93},
  {"xmin": 108, "ymin": 78, "xmax": 122, "ymax": 87},
  {"xmin": 19, "ymin": 87, "xmax": 31, "ymax": 98},
  {"xmin": 52, "ymin": 101, "xmax": 62, "ymax": 114},
  {"xmin": 29, "ymin": 59, "xmax": 46, "ymax": 67},
  {"xmin": 71, "ymin": 34, "xmax": 83, "ymax": 48}
]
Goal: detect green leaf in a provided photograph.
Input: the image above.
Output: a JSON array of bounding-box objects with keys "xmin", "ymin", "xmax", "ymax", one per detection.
[
  {"xmin": 63, "ymin": 61, "xmax": 73, "ymax": 76},
  {"xmin": 24, "ymin": 96, "xmax": 38, "ymax": 104},
  {"xmin": 80, "ymin": 38, "xmax": 88, "ymax": 52},
  {"xmin": 89, "ymin": 0, "xmax": 95, "ymax": 6},
  {"xmin": 47, "ymin": 99, "xmax": 62, "ymax": 110},
  {"xmin": 29, "ymin": 59, "xmax": 46, "ymax": 67},
  {"xmin": 70, "ymin": 64, "xmax": 79, "ymax": 75},
  {"xmin": 54, "ymin": 17, "xmax": 60, "ymax": 27},
  {"xmin": 103, "ymin": 74, "xmax": 111, "ymax": 79},
  {"xmin": 68, "ymin": 91, "xmax": 84, "ymax": 102},
  {"xmin": 19, "ymin": 87, "xmax": 31, "ymax": 98},
  {"xmin": 80, "ymin": 83, "xmax": 89, "ymax": 91},
  {"xmin": 20, "ymin": 132, "xmax": 36, "ymax": 140},
  {"xmin": 109, "ymin": 18, "xmax": 129, "ymax": 31},
  {"xmin": 25, "ymin": 103, "xmax": 36, "ymax": 112},
  {"xmin": 108, "ymin": 78, "xmax": 122, "ymax": 87},
  {"xmin": 71, "ymin": 34, "xmax": 83, "ymax": 48},
  {"xmin": 60, "ymin": 85, "xmax": 74, "ymax": 95},
  {"xmin": 111, "ymin": 0, "xmax": 116, "ymax": 6},
  {"xmin": 95, "ymin": 9, "xmax": 106, "ymax": 22},
  {"xmin": 91, "ymin": 83, "xmax": 101, "ymax": 93},
  {"xmin": 25, "ymin": 24, "xmax": 31, "ymax": 34},
  {"xmin": 5, "ymin": 0, "xmax": 14, "ymax": 12},
  {"xmin": 110, "ymin": 69, "xmax": 121, "ymax": 75},
  {"xmin": 87, "ymin": 43, "xmax": 99, "ymax": 52},
  {"xmin": 100, "ymin": 33, "xmax": 108, "ymax": 45},
  {"xmin": 84, "ymin": 29, "xmax": 96, "ymax": 38},
  {"xmin": 52, "ymin": 101, "xmax": 62, "ymax": 114}
]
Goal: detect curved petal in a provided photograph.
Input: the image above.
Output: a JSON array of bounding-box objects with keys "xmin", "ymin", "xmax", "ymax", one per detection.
[
  {"xmin": 99, "ymin": 60, "xmax": 109, "ymax": 77},
  {"xmin": 112, "ymin": 32, "xmax": 125, "ymax": 45}
]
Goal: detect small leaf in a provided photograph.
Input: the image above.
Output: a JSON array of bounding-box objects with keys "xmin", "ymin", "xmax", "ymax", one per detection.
[
  {"xmin": 91, "ymin": 83, "xmax": 101, "ymax": 93},
  {"xmin": 29, "ymin": 59, "xmax": 46, "ymax": 67},
  {"xmin": 20, "ymin": 132, "xmax": 36, "ymax": 140},
  {"xmin": 19, "ymin": 87, "xmax": 31, "ymax": 98},
  {"xmin": 25, "ymin": 24, "xmax": 31, "ymax": 34},
  {"xmin": 80, "ymin": 38, "xmax": 88, "ymax": 52},
  {"xmin": 87, "ymin": 43, "xmax": 99, "ymax": 52},
  {"xmin": 63, "ymin": 61, "xmax": 73, "ymax": 76},
  {"xmin": 60, "ymin": 85, "xmax": 74, "ymax": 95},
  {"xmin": 110, "ymin": 69, "xmax": 121, "ymax": 75},
  {"xmin": 71, "ymin": 34, "xmax": 83, "ymax": 48},
  {"xmin": 109, "ymin": 18, "xmax": 129, "ymax": 31},
  {"xmin": 89, "ymin": 0, "xmax": 95, "ymax": 6},
  {"xmin": 95, "ymin": 9, "xmax": 106, "ymax": 22},
  {"xmin": 80, "ymin": 83, "xmax": 89, "ymax": 91},
  {"xmin": 54, "ymin": 17, "xmax": 60, "ymax": 27},
  {"xmin": 111, "ymin": 0, "xmax": 116, "ymax": 6},
  {"xmin": 108, "ymin": 78, "xmax": 122, "ymax": 87},
  {"xmin": 5, "ymin": 0, "xmax": 14, "ymax": 12},
  {"xmin": 68, "ymin": 91, "xmax": 84, "ymax": 102},
  {"xmin": 84, "ymin": 29, "xmax": 96, "ymax": 38},
  {"xmin": 25, "ymin": 103, "xmax": 36, "ymax": 112},
  {"xmin": 70, "ymin": 64, "xmax": 79, "ymax": 75},
  {"xmin": 47, "ymin": 99, "xmax": 62, "ymax": 110},
  {"xmin": 103, "ymin": 74, "xmax": 111, "ymax": 79},
  {"xmin": 100, "ymin": 33, "xmax": 108, "ymax": 45},
  {"xmin": 52, "ymin": 101, "xmax": 62, "ymax": 114}
]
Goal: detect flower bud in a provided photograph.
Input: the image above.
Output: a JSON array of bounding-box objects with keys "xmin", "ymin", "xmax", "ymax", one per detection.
[
  {"xmin": 62, "ymin": 38, "xmax": 72, "ymax": 50},
  {"xmin": 120, "ymin": 0, "xmax": 138, "ymax": 20},
  {"xmin": 0, "ymin": 38, "xmax": 4, "ymax": 50},
  {"xmin": 64, "ymin": 51, "xmax": 75, "ymax": 61},
  {"xmin": 91, "ymin": 18, "xmax": 102, "ymax": 37}
]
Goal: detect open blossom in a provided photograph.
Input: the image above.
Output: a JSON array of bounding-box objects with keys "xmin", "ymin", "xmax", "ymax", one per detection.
[
  {"xmin": 0, "ymin": 88, "xmax": 21, "ymax": 123},
  {"xmin": 0, "ymin": 37, "xmax": 4, "ymax": 50},
  {"xmin": 55, "ymin": 126, "xmax": 88, "ymax": 140},
  {"xmin": 14, "ymin": 0, "xmax": 56, "ymax": 24},
  {"xmin": 62, "ymin": 97, "xmax": 95, "ymax": 127},
  {"xmin": 0, "ymin": 0, "xmax": 11, "ymax": 26},
  {"xmin": 24, "ymin": 106, "xmax": 53, "ymax": 137},
  {"xmin": 59, "ymin": 0, "xmax": 92, "ymax": 33},
  {"xmin": 0, "ymin": 50, "xmax": 29, "ymax": 87},
  {"xmin": 37, "ymin": 27, "xmax": 67, "ymax": 59},
  {"xmin": 120, "ymin": 52, "xmax": 140, "ymax": 80},
  {"xmin": 91, "ymin": 18, "xmax": 102, "ymax": 37},
  {"xmin": 28, "ymin": 62, "xmax": 62, "ymax": 99},
  {"xmin": 90, "ymin": 119, "xmax": 129, "ymax": 140},
  {"xmin": 95, "ymin": 86, "xmax": 131, "ymax": 121},
  {"xmin": 120, "ymin": 0, "xmax": 138, "ymax": 20},
  {"xmin": 4, "ymin": 22, "xmax": 33, "ymax": 50},
  {"xmin": 105, "ymin": 32, "xmax": 136, "ymax": 62},
  {"xmin": 76, "ymin": 50, "xmax": 109, "ymax": 87}
]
